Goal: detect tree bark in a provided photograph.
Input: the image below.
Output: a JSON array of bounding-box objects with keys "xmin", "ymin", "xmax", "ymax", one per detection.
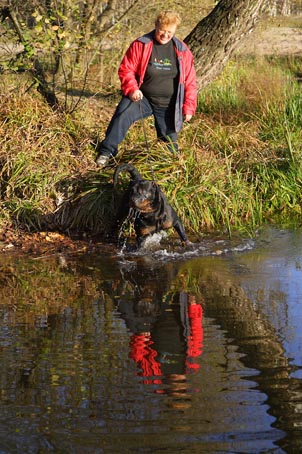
[{"xmin": 184, "ymin": 0, "xmax": 267, "ymax": 89}]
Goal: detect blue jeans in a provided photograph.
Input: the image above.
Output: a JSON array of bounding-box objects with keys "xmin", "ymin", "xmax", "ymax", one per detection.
[{"xmin": 97, "ymin": 96, "xmax": 178, "ymax": 157}]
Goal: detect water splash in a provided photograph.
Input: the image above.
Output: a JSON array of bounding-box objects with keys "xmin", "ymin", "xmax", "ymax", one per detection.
[
  {"xmin": 118, "ymin": 232, "xmax": 255, "ymax": 261},
  {"xmin": 117, "ymin": 207, "xmax": 137, "ymax": 253},
  {"xmin": 139, "ymin": 231, "xmax": 168, "ymax": 250}
]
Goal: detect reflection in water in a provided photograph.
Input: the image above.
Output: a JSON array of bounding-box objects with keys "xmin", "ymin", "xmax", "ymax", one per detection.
[
  {"xmin": 0, "ymin": 228, "xmax": 301, "ymax": 453},
  {"xmin": 115, "ymin": 269, "xmax": 203, "ymax": 384}
]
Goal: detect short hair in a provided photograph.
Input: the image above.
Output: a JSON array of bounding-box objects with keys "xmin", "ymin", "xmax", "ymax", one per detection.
[{"xmin": 155, "ymin": 11, "xmax": 181, "ymax": 28}]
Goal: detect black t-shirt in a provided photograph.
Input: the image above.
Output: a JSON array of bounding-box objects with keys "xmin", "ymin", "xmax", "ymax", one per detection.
[{"xmin": 141, "ymin": 39, "xmax": 179, "ymax": 107}]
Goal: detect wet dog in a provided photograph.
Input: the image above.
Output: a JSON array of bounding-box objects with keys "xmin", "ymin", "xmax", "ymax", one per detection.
[{"xmin": 113, "ymin": 163, "xmax": 190, "ymax": 247}]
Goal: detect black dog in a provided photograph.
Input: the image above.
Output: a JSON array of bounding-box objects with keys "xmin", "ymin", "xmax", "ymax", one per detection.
[{"xmin": 113, "ymin": 163, "xmax": 190, "ymax": 247}]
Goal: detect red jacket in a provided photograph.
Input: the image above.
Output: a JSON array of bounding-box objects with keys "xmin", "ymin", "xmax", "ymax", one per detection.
[{"xmin": 118, "ymin": 31, "xmax": 197, "ymax": 132}]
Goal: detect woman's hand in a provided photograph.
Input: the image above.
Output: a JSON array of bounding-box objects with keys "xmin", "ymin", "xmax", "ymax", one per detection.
[
  {"xmin": 129, "ymin": 90, "xmax": 143, "ymax": 102},
  {"xmin": 184, "ymin": 114, "xmax": 192, "ymax": 122}
]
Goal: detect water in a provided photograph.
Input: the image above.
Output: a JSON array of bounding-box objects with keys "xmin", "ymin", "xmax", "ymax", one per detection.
[{"xmin": 0, "ymin": 226, "xmax": 301, "ymax": 453}]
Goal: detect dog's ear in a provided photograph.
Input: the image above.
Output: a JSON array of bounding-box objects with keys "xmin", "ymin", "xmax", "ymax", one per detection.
[
  {"xmin": 152, "ymin": 181, "xmax": 160, "ymax": 194},
  {"xmin": 151, "ymin": 181, "xmax": 162, "ymax": 204}
]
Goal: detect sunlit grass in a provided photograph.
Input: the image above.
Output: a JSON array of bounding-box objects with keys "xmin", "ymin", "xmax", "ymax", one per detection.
[{"xmin": 1, "ymin": 54, "xmax": 302, "ymax": 241}]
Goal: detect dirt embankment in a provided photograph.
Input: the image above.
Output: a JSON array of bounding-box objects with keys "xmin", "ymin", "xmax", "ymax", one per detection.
[{"xmin": 237, "ymin": 26, "xmax": 302, "ymax": 56}]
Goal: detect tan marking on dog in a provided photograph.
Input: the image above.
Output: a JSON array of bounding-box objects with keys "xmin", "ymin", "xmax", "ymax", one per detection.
[
  {"xmin": 163, "ymin": 220, "xmax": 173, "ymax": 229},
  {"xmin": 140, "ymin": 226, "xmax": 156, "ymax": 236},
  {"xmin": 134, "ymin": 200, "xmax": 156, "ymax": 213}
]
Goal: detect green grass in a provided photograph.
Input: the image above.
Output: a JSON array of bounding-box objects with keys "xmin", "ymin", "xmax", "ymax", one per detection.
[{"xmin": 1, "ymin": 55, "xmax": 302, "ymax": 242}]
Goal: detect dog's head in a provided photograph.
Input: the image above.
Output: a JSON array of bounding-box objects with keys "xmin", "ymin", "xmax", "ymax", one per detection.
[{"xmin": 128, "ymin": 180, "xmax": 160, "ymax": 213}]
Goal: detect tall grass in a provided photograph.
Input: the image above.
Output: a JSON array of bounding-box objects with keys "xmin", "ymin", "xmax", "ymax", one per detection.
[{"xmin": 1, "ymin": 55, "xmax": 302, "ymax": 242}]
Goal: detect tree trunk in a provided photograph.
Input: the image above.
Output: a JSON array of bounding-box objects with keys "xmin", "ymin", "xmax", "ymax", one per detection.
[{"xmin": 184, "ymin": 0, "xmax": 267, "ymax": 89}]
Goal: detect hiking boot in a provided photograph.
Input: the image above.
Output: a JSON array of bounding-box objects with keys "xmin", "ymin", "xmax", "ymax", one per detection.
[{"xmin": 96, "ymin": 155, "xmax": 109, "ymax": 168}]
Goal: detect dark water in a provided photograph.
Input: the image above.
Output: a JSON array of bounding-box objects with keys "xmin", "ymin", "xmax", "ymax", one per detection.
[{"xmin": 0, "ymin": 227, "xmax": 301, "ymax": 454}]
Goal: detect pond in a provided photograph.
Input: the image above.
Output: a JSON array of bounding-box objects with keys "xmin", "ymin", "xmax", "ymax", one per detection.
[{"xmin": 0, "ymin": 226, "xmax": 301, "ymax": 454}]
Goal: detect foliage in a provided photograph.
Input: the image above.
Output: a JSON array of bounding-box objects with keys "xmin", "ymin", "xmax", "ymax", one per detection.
[
  {"xmin": 0, "ymin": 0, "xmax": 143, "ymax": 110},
  {"xmin": 0, "ymin": 0, "xmax": 213, "ymax": 111}
]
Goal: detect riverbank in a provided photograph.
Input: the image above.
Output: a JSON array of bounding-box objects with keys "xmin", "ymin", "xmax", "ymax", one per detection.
[{"xmin": 1, "ymin": 19, "xmax": 302, "ymax": 255}]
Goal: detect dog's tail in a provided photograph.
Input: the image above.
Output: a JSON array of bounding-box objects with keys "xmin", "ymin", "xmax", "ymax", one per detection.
[{"xmin": 113, "ymin": 163, "xmax": 143, "ymax": 189}]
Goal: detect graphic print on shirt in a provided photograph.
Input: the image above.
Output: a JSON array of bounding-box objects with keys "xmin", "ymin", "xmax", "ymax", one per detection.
[{"xmin": 153, "ymin": 57, "xmax": 173, "ymax": 70}]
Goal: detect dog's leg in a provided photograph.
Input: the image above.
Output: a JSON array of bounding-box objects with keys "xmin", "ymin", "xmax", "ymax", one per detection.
[{"xmin": 173, "ymin": 219, "xmax": 192, "ymax": 246}]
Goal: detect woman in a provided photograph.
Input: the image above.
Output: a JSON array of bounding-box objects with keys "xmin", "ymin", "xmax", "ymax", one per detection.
[{"xmin": 96, "ymin": 10, "xmax": 197, "ymax": 167}]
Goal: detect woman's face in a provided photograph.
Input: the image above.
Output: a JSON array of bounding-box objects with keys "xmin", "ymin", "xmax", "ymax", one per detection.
[{"xmin": 154, "ymin": 23, "xmax": 177, "ymax": 44}]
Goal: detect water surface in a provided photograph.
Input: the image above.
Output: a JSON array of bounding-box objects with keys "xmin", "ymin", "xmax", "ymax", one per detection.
[{"xmin": 0, "ymin": 227, "xmax": 301, "ymax": 453}]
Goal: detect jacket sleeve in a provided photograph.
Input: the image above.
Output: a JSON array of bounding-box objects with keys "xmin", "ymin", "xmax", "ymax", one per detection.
[
  {"xmin": 118, "ymin": 40, "xmax": 143, "ymax": 97},
  {"xmin": 182, "ymin": 49, "xmax": 197, "ymax": 116}
]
